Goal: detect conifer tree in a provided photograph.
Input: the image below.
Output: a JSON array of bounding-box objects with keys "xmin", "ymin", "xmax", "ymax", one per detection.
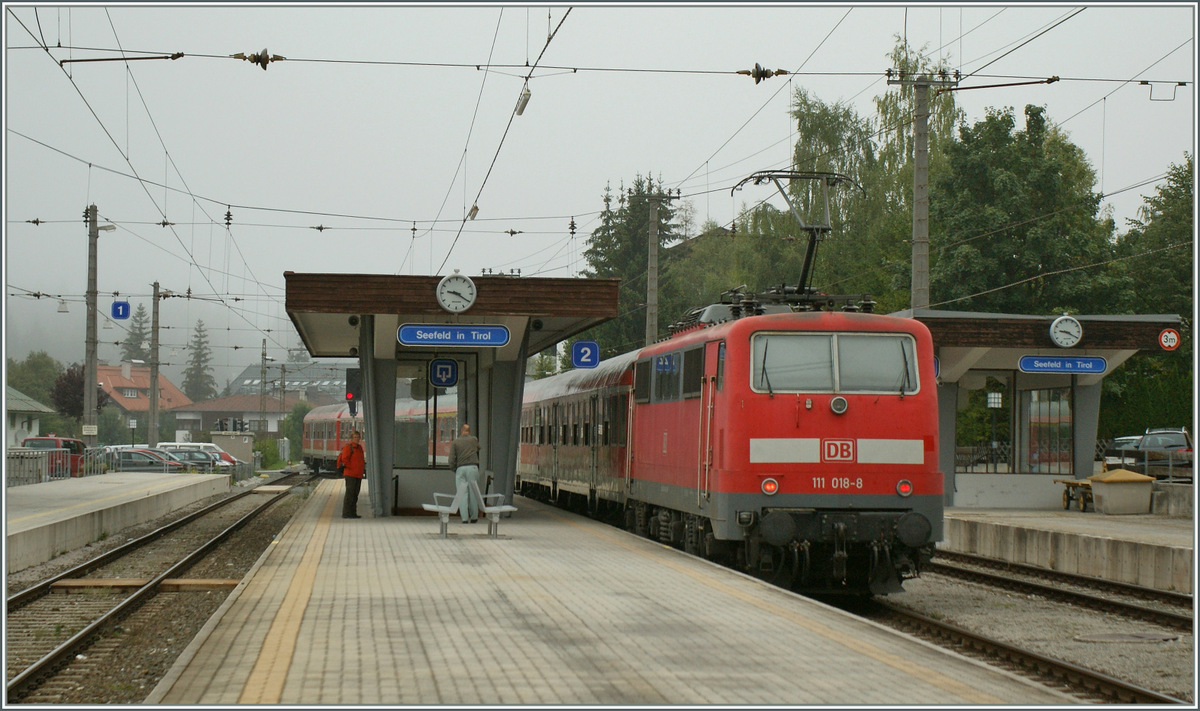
[
  {"xmin": 119, "ymin": 304, "xmax": 152, "ymax": 362},
  {"xmin": 182, "ymin": 320, "xmax": 218, "ymax": 402}
]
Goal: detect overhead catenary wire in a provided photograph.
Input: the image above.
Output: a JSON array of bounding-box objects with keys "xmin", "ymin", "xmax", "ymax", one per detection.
[{"xmin": 436, "ymin": 8, "xmax": 573, "ymax": 274}]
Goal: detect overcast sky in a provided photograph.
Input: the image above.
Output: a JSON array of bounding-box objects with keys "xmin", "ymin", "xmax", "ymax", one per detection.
[{"xmin": 4, "ymin": 3, "xmax": 1195, "ymax": 389}]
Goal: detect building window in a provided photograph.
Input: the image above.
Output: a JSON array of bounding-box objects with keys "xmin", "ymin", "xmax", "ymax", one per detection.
[{"xmin": 121, "ymin": 388, "xmax": 139, "ymax": 398}]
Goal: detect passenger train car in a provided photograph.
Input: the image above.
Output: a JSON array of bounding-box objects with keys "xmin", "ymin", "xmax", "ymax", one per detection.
[
  {"xmin": 301, "ymin": 398, "xmax": 459, "ymax": 472},
  {"xmin": 519, "ymin": 296, "xmax": 943, "ymax": 595}
]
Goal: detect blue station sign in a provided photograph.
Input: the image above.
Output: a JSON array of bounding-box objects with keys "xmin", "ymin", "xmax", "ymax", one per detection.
[
  {"xmin": 111, "ymin": 300, "xmax": 131, "ymax": 320},
  {"xmin": 571, "ymin": 340, "xmax": 600, "ymax": 369},
  {"xmin": 398, "ymin": 324, "xmax": 510, "ymax": 347},
  {"xmin": 429, "ymin": 358, "xmax": 458, "ymax": 388},
  {"xmin": 1018, "ymin": 355, "xmax": 1107, "ymax": 374}
]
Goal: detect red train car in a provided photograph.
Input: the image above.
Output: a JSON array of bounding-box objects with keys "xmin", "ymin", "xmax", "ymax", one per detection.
[
  {"xmin": 301, "ymin": 403, "xmax": 364, "ymax": 472},
  {"xmin": 519, "ymin": 300, "xmax": 943, "ymax": 595},
  {"xmin": 301, "ymin": 397, "xmax": 459, "ymax": 472}
]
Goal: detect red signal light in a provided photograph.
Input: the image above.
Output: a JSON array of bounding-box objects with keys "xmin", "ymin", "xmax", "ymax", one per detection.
[
  {"xmin": 896, "ymin": 480, "xmax": 913, "ymax": 497},
  {"xmin": 761, "ymin": 478, "xmax": 779, "ymax": 495}
]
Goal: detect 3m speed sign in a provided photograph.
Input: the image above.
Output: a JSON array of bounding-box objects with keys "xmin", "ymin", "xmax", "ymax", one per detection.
[{"xmin": 1159, "ymin": 328, "xmax": 1181, "ymax": 351}]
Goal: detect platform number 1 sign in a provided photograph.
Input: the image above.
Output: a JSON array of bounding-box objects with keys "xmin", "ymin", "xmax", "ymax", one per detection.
[
  {"xmin": 571, "ymin": 340, "xmax": 600, "ymax": 369},
  {"xmin": 1159, "ymin": 328, "xmax": 1181, "ymax": 351}
]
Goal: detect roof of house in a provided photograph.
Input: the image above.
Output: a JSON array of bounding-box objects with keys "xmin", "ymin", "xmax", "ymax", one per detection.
[
  {"xmin": 97, "ymin": 364, "xmax": 193, "ymax": 414},
  {"xmin": 6, "ymin": 386, "xmax": 56, "ymax": 415},
  {"xmin": 171, "ymin": 393, "xmax": 313, "ymax": 414}
]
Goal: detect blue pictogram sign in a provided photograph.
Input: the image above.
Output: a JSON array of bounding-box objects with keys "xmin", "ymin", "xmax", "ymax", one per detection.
[
  {"xmin": 111, "ymin": 301, "xmax": 131, "ymax": 320},
  {"xmin": 429, "ymin": 359, "xmax": 458, "ymax": 388},
  {"xmin": 1018, "ymin": 355, "xmax": 1107, "ymax": 374},
  {"xmin": 398, "ymin": 324, "xmax": 510, "ymax": 347},
  {"xmin": 571, "ymin": 341, "xmax": 600, "ymax": 369}
]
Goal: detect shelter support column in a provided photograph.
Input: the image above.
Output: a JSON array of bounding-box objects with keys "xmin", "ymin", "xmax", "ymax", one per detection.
[
  {"xmin": 359, "ymin": 315, "xmax": 397, "ymax": 517},
  {"xmin": 937, "ymin": 381, "xmax": 958, "ymax": 510},
  {"xmin": 486, "ymin": 328, "xmax": 530, "ymax": 503},
  {"xmin": 1072, "ymin": 378, "xmax": 1102, "ymax": 480}
]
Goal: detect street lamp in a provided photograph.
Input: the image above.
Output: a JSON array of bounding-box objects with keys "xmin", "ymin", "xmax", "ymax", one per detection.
[{"xmin": 987, "ymin": 391, "xmax": 1003, "ymax": 473}]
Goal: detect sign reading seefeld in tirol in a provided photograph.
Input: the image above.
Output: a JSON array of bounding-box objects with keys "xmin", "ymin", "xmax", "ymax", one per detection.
[
  {"xmin": 1018, "ymin": 355, "xmax": 1107, "ymax": 374},
  {"xmin": 397, "ymin": 324, "xmax": 510, "ymax": 347}
]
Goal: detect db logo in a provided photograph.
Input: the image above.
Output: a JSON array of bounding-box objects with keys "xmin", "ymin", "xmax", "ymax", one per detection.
[{"xmin": 822, "ymin": 439, "xmax": 855, "ymax": 462}]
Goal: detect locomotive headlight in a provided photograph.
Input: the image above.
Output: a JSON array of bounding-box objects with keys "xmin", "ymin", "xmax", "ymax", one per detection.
[
  {"xmin": 761, "ymin": 477, "xmax": 780, "ymax": 495},
  {"xmin": 830, "ymin": 396, "xmax": 848, "ymax": 415},
  {"xmin": 896, "ymin": 479, "xmax": 914, "ymax": 497}
]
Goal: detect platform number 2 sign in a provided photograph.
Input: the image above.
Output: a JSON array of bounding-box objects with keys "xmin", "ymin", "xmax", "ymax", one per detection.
[
  {"xmin": 1159, "ymin": 329, "xmax": 1181, "ymax": 351},
  {"xmin": 571, "ymin": 341, "xmax": 600, "ymax": 369}
]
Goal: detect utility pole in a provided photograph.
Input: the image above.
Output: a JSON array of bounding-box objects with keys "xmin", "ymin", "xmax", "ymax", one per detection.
[
  {"xmin": 83, "ymin": 206, "xmax": 100, "ymax": 447},
  {"xmin": 148, "ymin": 281, "xmax": 161, "ymax": 447},
  {"xmin": 886, "ymin": 71, "xmax": 957, "ymax": 311},
  {"xmin": 259, "ymin": 338, "xmax": 267, "ymax": 436},
  {"xmin": 644, "ymin": 189, "xmax": 680, "ymax": 346}
]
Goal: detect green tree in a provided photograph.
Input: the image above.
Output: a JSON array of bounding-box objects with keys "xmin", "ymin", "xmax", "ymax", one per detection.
[
  {"xmin": 281, "ymin": 400, "xmax": 312, "ymax": 462},
  {"xmin": 578, "ymin": 176, "xmax": 678, "ymax": 356},
  {"xmin": 1113, "ymin": 155, "xmax": 1193, "ymax": 317},
  {"xmin": 528, "ymin": 351, "xmax": 558, "ymax": 379},
  {"xmin": 97, "ymin": 404, "xmax": 126, "ymax": 446},
  {"xmin": 664, "ymin": 39, "xmax": 963, "ymax": 316},
  {"xmin": 1098, "ymin": 154, "xmax": 1194, "ymax": 438},
  {"xmin": 120, "ymin": 304, "xmax": 151, "ymax": 362},
  {"xmin": 182, "ymin": 320, "xmax": 218, "ymax": 402},
  {"xmin": 7, "ymin": 350, "xmax": 64, "ymax": 405},
  {"xmin": 928, "ymin": 104, "xmax": 1114, "ymax": 314}
]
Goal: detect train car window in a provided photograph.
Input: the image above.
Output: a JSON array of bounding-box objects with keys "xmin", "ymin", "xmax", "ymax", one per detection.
[
  {"xmin": 682, "ymin": 346, "xmax": 704, "ymax": 399},
  {"xmin": 561, "ymin": 424, "xmax": 569, "ymax": 444},
  {"xmin": 614, "ymin": 394, "xmax": 627, "ymax": 445},
  {"xmin": 751, "ymin": 334, "xmax": 834, "ymax": 392},
  {"xmin": 837, "ymin": 335, "xmax": 919, "ymax": 394},
  {"xmin": 634, "ymin": 360, "xmax": 651, "ymax": 403},
  {"xmin": 717, "ymin": 341, "xmax": 725, "ymax": 390},
  {"xmin": 653, "ymin": 352, "xmax": 682, "ymax": 402}
]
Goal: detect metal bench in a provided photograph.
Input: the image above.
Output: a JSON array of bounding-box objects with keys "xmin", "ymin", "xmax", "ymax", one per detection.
[
  {"xmin": 469, "ymin": 480, "xmax": 517, "ymax": 538},
  {"xmin": 421, "ymin": 488, "xmax": 465, "ymax": 538}
]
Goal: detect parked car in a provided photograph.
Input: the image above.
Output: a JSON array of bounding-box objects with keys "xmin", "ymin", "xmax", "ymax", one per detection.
[
  {"xmin": 107, "ymin": 448, "xmax": 188, "ymax": 473},
  {"xmin": 21, "ymin": 436, "xmax": 87, "ymax": 476},
  {"xmin": 1106, "ymin": 428, "xmax": 1192, "ymax": 474},
  {"xmin": 169, "ymin": 449, "xmax": 224, "ymax": 472},
  {"xmin": 158, "ymin": 442, "xmax": 229, "ymax": 457}
]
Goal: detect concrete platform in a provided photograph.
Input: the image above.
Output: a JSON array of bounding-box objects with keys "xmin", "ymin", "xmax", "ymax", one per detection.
[
  {"xmin": 5, "ymin": 472, "xmax": 229, "ymax": 573},
  {"xmin": 147, "ymin": 479, "xmax": 1074, "ymax": 706},
  {"xmin": 941, "ymin": 507, "xmax": 1195, "ymax": 593}
]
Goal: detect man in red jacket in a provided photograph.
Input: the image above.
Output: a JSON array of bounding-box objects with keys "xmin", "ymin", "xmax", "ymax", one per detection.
[{"xmin": 336, "ymin": 430, "xmax": 366, "ymax": 519}]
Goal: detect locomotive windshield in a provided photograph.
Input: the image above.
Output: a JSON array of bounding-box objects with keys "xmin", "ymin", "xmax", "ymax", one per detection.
[{"xmin": 751, "ymin": 332, "xmax": 918, "ymax": 395}]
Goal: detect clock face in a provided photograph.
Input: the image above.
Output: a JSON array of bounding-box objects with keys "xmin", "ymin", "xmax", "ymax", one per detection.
[
  {"xmin": 436, "ymin": 273, "xmax": 476, "ymax": 313},
  {"xmin": 1050, "ymin": 315, "xmax": 1082, "ymax": 348}
]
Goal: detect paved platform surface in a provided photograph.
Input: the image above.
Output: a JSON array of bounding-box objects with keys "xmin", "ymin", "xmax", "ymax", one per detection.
[
  {"xmin": 147, "ymin": 478, "xmax": 1074, "ymax": 706},
  {"xmin": 5, "ymin": 472, "xmax": 229, "ymax": 573}
]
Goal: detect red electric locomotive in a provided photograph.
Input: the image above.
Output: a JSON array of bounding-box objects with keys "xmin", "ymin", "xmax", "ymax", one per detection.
[
  {"xmin": 518, "ymin": 170, "xmax": 942, "ymax": 595},
  {"xmin": 518, "ymin": 296, "xmax": 942, "ymax": 595}
]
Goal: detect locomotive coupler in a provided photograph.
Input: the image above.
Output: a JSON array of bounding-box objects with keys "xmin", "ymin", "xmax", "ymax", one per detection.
[{"xmin": 831, "ymin": 522, "xmax": 847, "ymax": 581}]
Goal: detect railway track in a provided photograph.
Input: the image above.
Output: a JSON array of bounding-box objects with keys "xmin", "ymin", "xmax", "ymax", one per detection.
[
  {"xmin": 5, "ymin": 471, "xmax": 313, "ymax": 703},
  {"xmin": 929, "ymin": 552, "xmax": 1193, "ymax": 632},
  {"xmin": 866, "ymin": 600, "xmax": 1188, "ymax": 704}
]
